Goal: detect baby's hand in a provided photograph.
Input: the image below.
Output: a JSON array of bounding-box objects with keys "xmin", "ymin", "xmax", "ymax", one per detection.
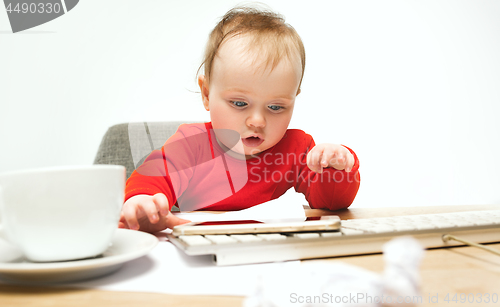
[
  {"xmin": 307, "ymin": 143, "xmax": 355, "ymax": 173},
  {"xmin": 119, "ymin": 193, "xmax": 190, "ymax": 233}
]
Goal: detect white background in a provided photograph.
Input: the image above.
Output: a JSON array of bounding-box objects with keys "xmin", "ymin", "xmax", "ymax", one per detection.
[{"xmin": 1, "ymin": 0, "xmax": 499, "ymax": 208}]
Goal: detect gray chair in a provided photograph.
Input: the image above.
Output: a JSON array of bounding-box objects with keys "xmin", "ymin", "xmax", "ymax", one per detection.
[{"xmin": 93, "ymin": 121, "xmax": 189, "ymax": 179}]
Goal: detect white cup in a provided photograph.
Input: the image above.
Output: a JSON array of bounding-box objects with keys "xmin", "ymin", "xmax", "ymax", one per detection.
[{"xmin": 0, "ymin": 165, "xmax": 125, "ymax": 262}]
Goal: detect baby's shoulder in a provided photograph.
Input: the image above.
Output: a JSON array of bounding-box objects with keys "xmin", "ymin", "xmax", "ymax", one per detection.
[
  {"xmin": 163, "ymin": 122, "xmax": 210, "ymax": 149},
  {"xmin": 278, "ymin": 129, "xmax": 314, "ymax": 149},
  {"xmin": 176, "ymin": 122, "xmax": 208, "ymax": 136},
  {"xmin": 283, "ymin": 128, "xmax": 313, "ymax": 142}
]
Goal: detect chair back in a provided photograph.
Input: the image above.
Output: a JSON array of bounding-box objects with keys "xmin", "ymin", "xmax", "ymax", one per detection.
[{"xmin": 94, "ymin": 122, "xmax": 189, "ymax": 179}]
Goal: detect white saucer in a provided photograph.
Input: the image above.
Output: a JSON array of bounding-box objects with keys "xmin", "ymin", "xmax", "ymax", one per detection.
[{"xmin": 0, "ymin": 229, "xmax": 158, "ymax": 283}]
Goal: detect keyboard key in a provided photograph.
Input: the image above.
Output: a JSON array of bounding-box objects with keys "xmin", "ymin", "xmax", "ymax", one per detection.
[
  {"xmin": 292, "ymin": 233, "xmax": 320, "ymax": 239},
  {"xmin": 394, "ymin": 225, "xmax": 416, "ymax": 232},
  {"xmin": 320, "ymin": 232, "xmax": 342, "ymax": 237},
  {"xmin": 205, "ymin": 235, "xmax": 238, "ymax": 245},
  {"xmin": 257, "ymin": 234, "xmax": 287, "ymax": 241},
  {"xmin": 341, "ymin": 228, "xmax": 365, "ymax": 235},
  {"xmin": 433, "ymin": 222, "xmax": 456, "ymax": 229},
  {"xmin": 475, "ymin": 219, "xmax": 495, "ymax": 226},
  {"xmin": 230, "ymin": 235, "xmax": 263, "ymax": 243},
  {"xmin": 179, "ymin": 235, "xmax": 212, "ymax": 246},
  {"xmin": 453, "ymin": 221, "xmax": 475, "ymax": 227},
  {"xmin": 370, "ymin": 225, "xmax": 395, "ymax": 233},
  {"xmin": 416, "ymin": 223, "xmax": 438, "ymax": 230},
  {"xmin": 340, "ymin": 221, "xmax": 358, "ymax": 228}
]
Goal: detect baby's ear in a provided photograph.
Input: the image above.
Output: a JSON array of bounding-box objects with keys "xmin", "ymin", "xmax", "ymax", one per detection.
[{"xmin": 198, "ymin": 75, "xmax": 210, "ymax": 111}]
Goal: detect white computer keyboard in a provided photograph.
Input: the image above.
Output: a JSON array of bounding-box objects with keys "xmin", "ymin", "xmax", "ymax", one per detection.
[{"xmin": 166, "ymin": 210, "xmax": 500, "ymax": 266}]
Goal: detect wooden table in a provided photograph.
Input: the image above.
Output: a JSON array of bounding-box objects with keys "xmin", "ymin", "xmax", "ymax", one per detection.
[{"xmin": 1, "ymin": 205, "xmax": 499, "ymax": 307}]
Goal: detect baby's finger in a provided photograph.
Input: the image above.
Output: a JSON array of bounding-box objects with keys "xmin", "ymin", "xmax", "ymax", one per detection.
[
  {"xmin": 139, "ymin": 198, "xmax": 161, "ymax": 225},
  {"xmin": 321, "ymin": 150, "xmax": 337, "ymax": 168},
  {"xmin": 164, "ymin": 212, "xmax": 192, "ymax": 230},
  {"xmin": 320, "ymin": 151, "xmax": 332, "ymax": 168},
  {"xmin": 335, "ymin": 151, "xmax": 347, "ymax": 169},
  {"xmin": 307, "ymin": 147, "xmax": 324, "ymax": 173},
  {"xmin": 122, "ymin": 204, "xmax": 140, "ymax": 231},
  {"xmin": 118, "ymin": 214, "xmax": 128, "ymax": 229},
  {"xmin": 152, "ymin": 193, "xmax": 170, "ymax": 217}
]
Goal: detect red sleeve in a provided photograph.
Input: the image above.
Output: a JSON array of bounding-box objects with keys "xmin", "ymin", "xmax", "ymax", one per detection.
[
  {"xmin": 124, "ymin": 124, "xmax": 204, "ymax": 210},
  {"xmin": 294, "ymin": 137, "xmax": 360, "ymax": 211},
  {"xmin": 125, "ymin": 148, "xmax": 178, "ymax": 210}
]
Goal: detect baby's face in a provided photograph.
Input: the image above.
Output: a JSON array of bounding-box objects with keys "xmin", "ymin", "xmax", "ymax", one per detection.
[{"xmin": 200, "ymin": 35, "xmax": 302, "ymax": 158}]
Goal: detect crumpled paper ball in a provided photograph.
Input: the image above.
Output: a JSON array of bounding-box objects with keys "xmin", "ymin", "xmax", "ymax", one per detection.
[{"xmin": 243, "ymin": 236, "xmax": 424, "ymax": 307}]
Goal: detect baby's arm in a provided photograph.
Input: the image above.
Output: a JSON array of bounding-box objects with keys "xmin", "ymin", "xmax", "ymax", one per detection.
[
  {"xmin": 119, "ymin": 193, "xmax": 190, "ymax": 233},
  {"xmin": 295, "ymin": 140, "xmax": 360, "ymax": 211},
  {"xmin": 121, "ymin": 124, "xmax": 205, "ymax": 232}
]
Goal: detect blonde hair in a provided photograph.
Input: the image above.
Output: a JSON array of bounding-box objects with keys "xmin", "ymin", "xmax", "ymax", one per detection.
[{"xmin": 198, "ymin": 6, "xmax": 306, "ymax": 92}]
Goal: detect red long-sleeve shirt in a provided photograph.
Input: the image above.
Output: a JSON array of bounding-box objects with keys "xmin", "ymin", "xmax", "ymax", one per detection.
[{"xmin": 125, "ymin": 122, "xmax": 360, "ymax": 211}]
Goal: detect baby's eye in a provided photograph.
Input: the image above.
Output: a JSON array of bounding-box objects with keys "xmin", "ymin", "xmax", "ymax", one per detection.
[
  {"xmin": 268, "ymin": 105, "xmax": 283, "ymax": 111},
  {"xmin": 231, "ymin": 101, "xmax": 247, "ymax": 107}
]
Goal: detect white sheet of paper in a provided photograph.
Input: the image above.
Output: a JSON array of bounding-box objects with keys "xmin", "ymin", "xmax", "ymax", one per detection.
[
  {"xmin": 62, "ymin": 235, "xmax": 301, "ymax": 296},
  {"xmin": 0, "ymin": 231, "xmax": 300, "ymax": 296},
  {"xmin": 172, "ymin": 189, "xmax": 307, "ymax": 223}
]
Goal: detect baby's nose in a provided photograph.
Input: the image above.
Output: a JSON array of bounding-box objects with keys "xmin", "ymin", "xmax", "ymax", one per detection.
[{"xmin": 246, "ymin": 112, "xmax": 266, "ymax": 128}]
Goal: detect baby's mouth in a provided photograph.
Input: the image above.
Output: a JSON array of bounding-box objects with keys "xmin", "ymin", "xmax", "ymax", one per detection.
[{"xmin": 241, "ymin": 136, "xmax": 264, "ymax": 147}]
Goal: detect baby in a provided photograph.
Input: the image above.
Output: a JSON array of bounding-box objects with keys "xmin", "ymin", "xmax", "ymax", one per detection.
[{"xmin": 120, "ymin": 6, "xmax": 360, "ymax": 233}]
